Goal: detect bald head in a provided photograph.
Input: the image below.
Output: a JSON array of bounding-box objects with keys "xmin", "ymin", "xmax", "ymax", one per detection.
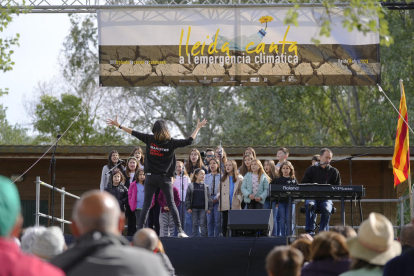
[
  {"xmin": 400, "ymin": 223, "xmax": 414, "ymax": 247},
  {"xmin": 71, "ymin": 190, "xmax": 123, "ymax": 236},
  {"xmin": 132, "ymin": 228, "xmax": 159, "ymax": 251}
]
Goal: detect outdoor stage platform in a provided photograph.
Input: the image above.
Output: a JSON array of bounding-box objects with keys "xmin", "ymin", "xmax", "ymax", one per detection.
[{"xmin": 64, "ymin": 235, "xmax": 287, "ymax": 276}]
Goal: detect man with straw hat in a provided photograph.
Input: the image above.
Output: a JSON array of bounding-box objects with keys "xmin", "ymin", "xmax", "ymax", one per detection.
[
  {"xmin": 0, "ymin": 175, "xmax": 64, "ymax": 276},
  {"xmin": 340, "ymin": 212, "xmax": 401, "ymax": 276}
]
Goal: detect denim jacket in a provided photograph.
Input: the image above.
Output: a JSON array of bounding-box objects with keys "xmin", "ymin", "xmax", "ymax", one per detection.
[{"xmin": 204, "ymin": 173, "xmax": 220, "ymax": 200}]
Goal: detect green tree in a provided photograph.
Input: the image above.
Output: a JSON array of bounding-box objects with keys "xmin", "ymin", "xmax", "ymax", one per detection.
[
  {"xmin": 33, "ymin": 93, "xmax": 124, "ymax": 145},
  {"xmin": 0, "ymin": 91, "xmax": 31, "ymax": 144}
]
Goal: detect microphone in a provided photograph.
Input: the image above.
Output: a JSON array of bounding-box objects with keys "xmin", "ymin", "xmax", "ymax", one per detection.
[
  {"xmin": 200, "ymin": 151, "xmax": 206, "ymax": 158},
  {"xmin": 118, "ymin": 159, "xmax": 125, "ymax": 164},
  {"xmin": 182, "ymin": 159, "xmax": 188, "ymax": 176}
]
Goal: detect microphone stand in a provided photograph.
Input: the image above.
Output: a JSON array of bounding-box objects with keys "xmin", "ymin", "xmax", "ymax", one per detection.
[
  {"xmin": 181, "ymin": 170, "xmax": 184, "ymax": 227},
  {"xmin": 219, "ymin": 141, "xmax": 223, "ymax": 237},
  {"xmin": 105, "ymin": 161, "xmax": 124, "ymax": 176},
  {"xmin": 48, "ymin": 134, "xmax": 61, "ymax": 226}
]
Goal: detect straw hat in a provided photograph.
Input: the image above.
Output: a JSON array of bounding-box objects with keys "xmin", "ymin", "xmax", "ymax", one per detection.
[{"xmin": 347, "ymin": 212, "xmax": 401, "ymax": 265}]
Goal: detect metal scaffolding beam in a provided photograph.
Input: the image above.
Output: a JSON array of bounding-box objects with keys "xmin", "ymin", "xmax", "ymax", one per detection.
[{"xmin": 1, "ymin": 0, "xmax": 413, "ymax": 13}]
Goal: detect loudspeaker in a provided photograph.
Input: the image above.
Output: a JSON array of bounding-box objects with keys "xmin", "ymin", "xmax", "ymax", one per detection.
[{"xmin": 228, "ymin": 209, "xmax": 273, "ymax": 237}]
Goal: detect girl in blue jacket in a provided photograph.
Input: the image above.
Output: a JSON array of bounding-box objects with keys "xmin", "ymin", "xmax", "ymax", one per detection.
[{"xmin": 241, "ymin": 159, "xmax": 270, "ymax": 209}]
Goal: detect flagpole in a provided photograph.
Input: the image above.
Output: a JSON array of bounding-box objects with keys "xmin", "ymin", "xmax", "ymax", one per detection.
[{"xmin": 400, "ymin": 79, "xmax": 413, "ymax": 220}]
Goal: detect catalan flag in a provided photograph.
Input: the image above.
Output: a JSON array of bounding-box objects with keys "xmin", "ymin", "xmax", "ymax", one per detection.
[{"xmin": 392, "ymin": 81, "xmax": 410, "ymax": 187}]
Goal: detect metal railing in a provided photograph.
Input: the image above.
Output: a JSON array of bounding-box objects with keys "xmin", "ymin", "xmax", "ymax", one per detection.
[
  {"xmin": 35, "ymin": 176, "xmax": 80, "ymax": 232},
  {"xmin": 292, "ymin": 194, "xmax": 411, "ymax": 235}
]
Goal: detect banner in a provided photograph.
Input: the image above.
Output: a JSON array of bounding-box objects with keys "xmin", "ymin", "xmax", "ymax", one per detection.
[{"xmin": 98, "ymin": 8, "xmax": 380, "ymax": 87}]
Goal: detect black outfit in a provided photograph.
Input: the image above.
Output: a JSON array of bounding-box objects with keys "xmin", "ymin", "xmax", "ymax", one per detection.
[
  {"xmin": 123, "ymin": 171, "xmax": 137, "ymax": 236},
  {"xmin": 383, "ymin": 247, "xmax": 414, "ymax": 276},
  {"xmin": 147, "ymin": 187, "xmax": 161, "ymax": 235},
  {"xmin": 131, "ymin": 131, "xmax": 193, "ymax": 230},
  {"xmin": 192, "ymin": 183, "xmax": 206, "ymax": 209},
  {"xmin": 247, "ymin": 201, "xmax": 263, "ymax": 209},
  {"xmin": 104, "ymin": 183, "xmax": 128, "ymax": 213},
  {"xmin": 301, "ymin": 164, "xmax": 341, "ymax": 185},
  {"xmin": 50, "ymin": 232, "xmax": 168, "ymax": 276},
  {"xmin": 273, "ymin": 177, "xmax": 298, "ymax": 204}
]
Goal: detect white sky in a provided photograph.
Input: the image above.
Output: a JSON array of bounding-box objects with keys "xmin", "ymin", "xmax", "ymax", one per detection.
[{"xmin": 0, "ymin": 13, "xmax": 71, "ymax": 130}]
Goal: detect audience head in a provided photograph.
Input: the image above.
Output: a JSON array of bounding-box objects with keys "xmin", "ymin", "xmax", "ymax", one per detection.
[
  {"xmin": 290, "ymin": 238, "xmax": 312, "ymax": 265},
  {"xmin": 0, "ymin": 175, "xmax": 23, "ymax": 239},
  {"xmin": 332, "ymin": 225, "xmax": 357, "ymax": 239},
  {"xmin": 251, "ymin": 159, "xmax": 270, "ymax": 182},
  {"xmin": 191, "ymin": 168, "xmax": 206, "ymax": 183},
  {"xmin": 215, "ymin": 146, "xmax": 227, "ymax": 163},
  {"xmin": 399, "ymin": 223, "xmax": 414, "ymax": 247},
  {"xmin": 187, "ymin": 148, "xmax": 203, "ymax": 171},
  {"xmin": 266, "ymin": 246, "xmax": 303, "ymax": 276},
  {"xmin": 208, "ymin": 157, "xmax": 220, "ymax": 174},
  {"xmin": 21, "ymin": 226, "xmax": 47, "ymax": 253},
  {"xmin": 205, "ymin": 148, "xmax": 215, "ymax": 163},
  {"xmin": 132, "ymin": 228, "xmax": 159, "ymax": 252},
  {"xmin": 311, "ymin": 231, "xmax": 349, "ymax": 261},
  {"xmin": 277, "ymin": 147, "xmax": 289, "ymax": 162},
  {"xmin": 311, "ymin": 154, "xmax": 320, "ymax": 166},
  {"xmin": 347, "ymin": 212, "xmax": 401, "ymax": 267},
  {"xmin": 263, "ymin": 160, "xmax": 277, "ymax": 180},
  {"xmin": 152, "ymin": 120, "xmax": 171, "ymax": 141},
  {"xmin": 277, "ymin": 161, "xmax": 296, "ymax": 179},
  {"xmin": 107, "ymin": 150, "xmax": 119, "ymax": 168},
  {"xmin": 30, "ymin": 226, "xmax": 66, "ymax": 261},
  {"xmin": 110, "ymin": 170, "xmax": 125, "ymax": 187},
  {"xmin": 221, "ymin": 160, "xmax": 239, "ymax": 182},
  {"xmin": 125, "ymin": 156, "xmax": 139, "ymax": 175},
  {"xmin": 130, "ymin": 146, "xmax": 144, "ymax": 165},
  {"xmin": 244, "ymin": 147, "xmax": 256, "ymax": 159},
  {"xmin": 176, "ymin": 161, "xmax": 188, "ymax": 177},
  {"xmin": 71, "ymin": 190, "xmax": 125, "ymax": 237}
]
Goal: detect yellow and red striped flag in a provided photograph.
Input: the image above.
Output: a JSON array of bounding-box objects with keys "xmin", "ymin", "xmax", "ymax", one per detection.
[{"xmin": 392, "ymin": 82, "xmax": 410, "ymax": 187}]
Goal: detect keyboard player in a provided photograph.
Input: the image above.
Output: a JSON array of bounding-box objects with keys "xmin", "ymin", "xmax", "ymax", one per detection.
[{"xmin": 301, "ymin": 148, "xmax": 341, "ymax": 235}]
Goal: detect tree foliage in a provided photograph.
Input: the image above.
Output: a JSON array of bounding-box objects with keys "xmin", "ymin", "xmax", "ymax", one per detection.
[{"xmin": 0, "ymin": 91, "xmax": 31, "ymax": 144}]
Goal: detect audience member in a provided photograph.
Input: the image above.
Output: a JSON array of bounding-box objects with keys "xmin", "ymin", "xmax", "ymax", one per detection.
[
  {"xmin": 266, "ymin": 245, "xmax": 303, "ymax": 276},
  {"xmin": 128, "ymin": 169, "xmax": 146, "ymax": 233},
  {"xmin": 104, "ymin": 170, "xmax": 128, "ymax": 213},
  {"xmin": 241, "ymin": 159, "xmax": 270, "ymax": 209},
  {"xmin": 340, "ymin": 212, "xmax": 401, "ymax": 276},
  {"xmin": 130, "ymin": 146, "xmax": 145, "ymax": 169},
  {"xmin": 123, "ymin": 156, "xmax": 139, "ymax": 236},
  {"xmin": 50, "ymin": 190, "xmax": 169, "ymax": 276},
  {"xmin": 100, "ymin": 150, "xmax": 123, "ymax": 191},
  {"xmin": 21, "ymin": 226, "xmax": 47, "ymax": 253},
  {"xmin": 217, "ymin": 160, "xmax": 244, "ymax": 237},
  {"xmin": 382, "ymin": 221, "xmax": 414, "ymax": 276},
  {"xmin": 331, "ymin": 225, "xmax": 357, "ymax": 239},
  {"xmin": 185, "ymin": 169, "xmax": 213, "ymax": 237},
  {"xmin": 186, "ymin": 148, "xmax": 208, "ymax": 178},
  {"xmin": 204, "ymin": 148, "xmax": 215, "ymax": 168},
  {"xmin": 263, "ymin": 159, "xmax": 279, "ymax": 236},
  {"xmin": 0, "ymin": 175, "xmax": 64, "ymax": 276},
  {"xmin": 205, "ymin": 157, "xmax": 222, "ymax": 237},
  {"xmin": 398, "ymin": 222, "xmax": 414, "ymax": 252},
  {"xmin": 290, "ymin": 238, "xmax": 312, "ymax": 266},
  {"xmin": 301, "ymin": 231, "xmax": 351, "ymax": 276},
  {"xmin": 31, "ymin": 226, "xmax": 66, "ymax": 261},
  {"xmin": 158, "ymin": 185, "xmax": 180, "ymax": 237},
  {"xmin": 311, "ymin": 155, "xmax": 320, "ymax": 166},
  {"xmin": 173, "ymin": 161, "xmax": 191, "ymax": 236},
  {"xmin": 133, "ymin": 228, "xmax": 175, "ymax": 276}
]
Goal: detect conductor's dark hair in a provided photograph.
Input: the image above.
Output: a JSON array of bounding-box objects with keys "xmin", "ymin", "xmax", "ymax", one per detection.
[
  {"xmin": 320, "ymin": 148, "xmax": 332, "ymax": 156},
  {"xmin": 152, "ymin": 120, "xmax": 171, "ymax": 141}
]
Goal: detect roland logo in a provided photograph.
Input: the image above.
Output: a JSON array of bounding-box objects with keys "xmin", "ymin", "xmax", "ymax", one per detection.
[
  {"xmin": 331, "ymin": 186, "xmax": 353, "ymax": 191},
  {"xmin": 283, "ymin": 186, "xmax": 299, "ymax": 191}
]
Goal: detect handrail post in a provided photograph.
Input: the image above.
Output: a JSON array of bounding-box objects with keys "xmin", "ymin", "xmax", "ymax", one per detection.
[
  {"xmin": 61, "ymin": 187, "xmax": 65, "ymax": 232},
  {"xmin": 400, "ymin": 196, "xmax": 404, "ymax": 230},
  {"xmin": 35, "ymin": 176, "xmax": 40, "ymax": 227}
]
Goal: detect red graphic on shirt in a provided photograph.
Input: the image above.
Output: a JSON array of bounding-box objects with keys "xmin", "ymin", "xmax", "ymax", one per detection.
[{"xmin": 150, "ymin": 143, "xmax": 169, "ymax": 157}]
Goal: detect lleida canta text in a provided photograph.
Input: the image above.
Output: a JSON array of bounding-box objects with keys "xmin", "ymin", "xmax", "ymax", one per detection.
[{"xmin": 178, "ymin": 26, "xmax": 299, "ymax": 66}]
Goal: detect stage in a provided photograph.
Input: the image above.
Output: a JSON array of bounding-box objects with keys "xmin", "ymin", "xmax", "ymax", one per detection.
[{"xmin": 64, "ymin": 235, "xmax": 287, "ymax": 276}]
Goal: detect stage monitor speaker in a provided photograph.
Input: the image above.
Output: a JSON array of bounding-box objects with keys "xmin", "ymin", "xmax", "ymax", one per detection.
[{"xmin": 228, "ymin": 209, "xmax": 273, "ymax": 237}]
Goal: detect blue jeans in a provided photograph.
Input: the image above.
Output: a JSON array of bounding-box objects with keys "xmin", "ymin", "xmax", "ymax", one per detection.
[
  {"xmin": 278, "ymin": 203, "xmax": 289, "ymax": 236},
  {"xmin": 263, "ymin": 200, "xmax": 279, "ymax": 236},
  {"xmin": 192, "ymin": 209, "xmax": 207, "ymax": 237},
  {"xmin": 207, "ymin": 201, "xmax": 220, "ymax": 237},
  {"xmin": 305, "ymin": 200, "xmax": 333, "ymax": 232},
  {"xmin": 174, "ymin": 202, "xmax": 192, "ymax": 236}
]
